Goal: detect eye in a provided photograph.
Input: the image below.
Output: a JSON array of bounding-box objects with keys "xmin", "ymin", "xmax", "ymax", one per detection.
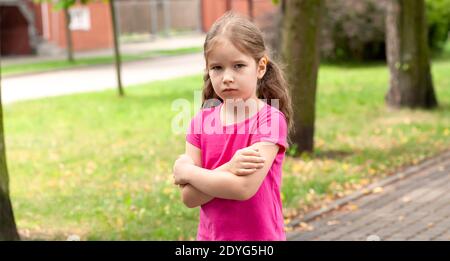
[
  {"xmin": 234, "ymin": 64, "xmax": 246, "ymax": 69},
  {"xmin": 210, "ymin": 66, "xmax": 222, "ymax": 71}
]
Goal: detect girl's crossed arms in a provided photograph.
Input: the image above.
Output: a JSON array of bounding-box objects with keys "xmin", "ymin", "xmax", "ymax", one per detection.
[{"xmin": 173, "ymin": 141, "xmax": 279, "ymax": 207}]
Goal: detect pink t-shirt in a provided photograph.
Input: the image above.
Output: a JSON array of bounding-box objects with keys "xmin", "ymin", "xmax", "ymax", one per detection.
[{"xmin": 186, "ymin": 101, "xmax": 288, "ymax": 241}]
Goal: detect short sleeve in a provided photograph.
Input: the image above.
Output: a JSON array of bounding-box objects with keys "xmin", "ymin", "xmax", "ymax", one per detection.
[
  {"xmin": 250, "ymin": 110, "xmax": 288, "ymax": 153},
  {"xmin": 186, "ymin": 110, "xmax": 202, "ymax": 149}
]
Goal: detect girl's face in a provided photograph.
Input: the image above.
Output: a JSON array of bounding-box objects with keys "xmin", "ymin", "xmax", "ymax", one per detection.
[{"xmin": 207, "ymin": 38, "xmax": 267, "ymax": 102}]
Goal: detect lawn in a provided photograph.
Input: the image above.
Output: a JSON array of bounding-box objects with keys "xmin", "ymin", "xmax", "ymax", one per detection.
[{"xmin": 4, "ymin": 54, "xmax": 449, "ymax": 240}]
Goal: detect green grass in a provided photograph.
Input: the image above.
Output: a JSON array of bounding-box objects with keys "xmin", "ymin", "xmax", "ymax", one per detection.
[
  {"xmin": 5, "ymin": 56, "xmax": 450, "ymax": 240},
  {"xmin": 442, "ymin": 39, "xmax": 450, "ymax": 59},
  {"xmin": 1, "ymin": 47, "xmax": 202, "ymax": 77}
]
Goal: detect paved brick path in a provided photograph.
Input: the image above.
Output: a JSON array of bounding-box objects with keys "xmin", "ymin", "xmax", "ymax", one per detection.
[{"xmin": 287, "ymin": 151, "xmax": 450, "ymax": 241}]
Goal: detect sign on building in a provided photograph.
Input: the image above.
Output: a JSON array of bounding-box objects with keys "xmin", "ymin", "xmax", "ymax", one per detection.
[{"xmin": 69, "ymin": 7, "xmax": 91, "ymax": 31}]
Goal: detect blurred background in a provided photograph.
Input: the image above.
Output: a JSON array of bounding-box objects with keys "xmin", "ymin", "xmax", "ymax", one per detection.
[{"xmin": 0, "ymin": 0, "xmax": 449, "ymax": 241}]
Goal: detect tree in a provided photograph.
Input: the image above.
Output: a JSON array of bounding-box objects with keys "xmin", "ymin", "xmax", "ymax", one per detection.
[
  {"xmin": 63, "ymin": 6, "xmax": 74, "ymax": 62},
  {"xmin": 248, "ymin": 0, "xmax": 254, "ymax": 21},
  {"xmin": 16, "ymin": 1, "xmax": 75, "ymax": 64},
  {"xmin": 226, "ymin": 0, "xmax": 232, "ymax": 11},
  {"xmin": 385, "ymin": 0, "xmax": 438, "ymax": 108},
  {"xmin": 46, "ymin": 0, "xmax": 124, "ymax": 96},
  {"xmin": 0, "ymin": 28, "xmax": 20, "ymax": 241},
  {"xmin": 0, "ymin": 79, "xmax": 20, "ymax": 241},
  {"xmin": 108, "ymin": 0, "xmax": 124, "ymax": 96},
  {"xmin": 282, "ymin": 0, "xmax": 323, "ymax": 153},
  {"xmin": 50, "ymin": 0, "xmax": 75, "ymax": 62}
]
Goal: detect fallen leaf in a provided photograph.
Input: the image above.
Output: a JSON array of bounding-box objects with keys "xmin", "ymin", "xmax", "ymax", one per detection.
[
  {"xmin": 401, "ymin": 196, "xmax": 411, "ymax": 203},
  {"xmin": 299, "ymin": 222, "xmax": 314, "ymax": 231},
  {"xmin": 362, "ymin": 189, "xmax": 371, "ymax": 195},
  {"xmin": 372, "ymin": 187, "xmax": 384, "ymax": 194},
  {"xmin": 67, "ymin": 234, "xmax": 81, "ymax": 241},
  {"xmin": 360, "ymin": 179, "xmax": 370, "ymax": 186},
  {"xmin": 284, "ymin": 226, "xmax": 293, "ymax": 232},
  {"xmin": 299, "ymin": 222, "xmax": 309, "ymax": 228},
  {"xmin": 327, "ymin": 220, "xmax": 340, "ymax": 226},
  {"xmin": 345, "ymin": 203, "xmax": 359, "ymax": 211}
]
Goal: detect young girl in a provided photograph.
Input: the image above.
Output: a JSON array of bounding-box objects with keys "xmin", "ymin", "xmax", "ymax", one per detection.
[{"xmin": 172, "ymin": 12, "xmax": 293, "ymax": 241}]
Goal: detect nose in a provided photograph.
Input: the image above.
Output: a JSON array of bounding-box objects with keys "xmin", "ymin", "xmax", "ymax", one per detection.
[{"xmin": 222, "ymin": 69, "xmax": 234, "ymax": 85}]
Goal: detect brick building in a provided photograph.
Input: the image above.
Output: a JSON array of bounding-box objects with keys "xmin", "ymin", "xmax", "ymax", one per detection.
[{"xmin": 0, "ymin": 0, "xmax": 276, "ymax": 56}]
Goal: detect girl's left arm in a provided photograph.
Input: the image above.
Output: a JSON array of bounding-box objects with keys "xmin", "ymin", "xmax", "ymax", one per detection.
[
  {"xmin": 180, "ymin": 142, "xmax": 214, "ymax": 208},
  {"xmin": 176, "ymin": 142, "xmax": 279, "ymax": 201}
]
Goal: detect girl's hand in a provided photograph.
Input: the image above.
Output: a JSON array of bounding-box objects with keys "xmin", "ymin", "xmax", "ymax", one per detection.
[
  {"xmin": 227, "ymin": 147, "xmax": 266, "ymax": 176},
  {"xmin": 173, "ymin": 154, "xmax": 194, "ymax": 185}
]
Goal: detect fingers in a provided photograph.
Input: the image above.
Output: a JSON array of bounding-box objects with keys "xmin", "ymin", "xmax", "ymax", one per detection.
[
  {"xmin": 239, "ymin": 148, "xmax": 261, "ymax": 157},
  {"xmin": 240, "ymin": 162, "xmax": 265, "ymax": 170},
  {"xmin": 241, "ymin": 155, "xmax": 266, "ymax": 164},
  {"xmin": 236, "ymin": 168, "xmax": 257, "ymax": 176},
  {"xmin": 235, "ymin": 162, "xmax": 266, "ymax": 175}
]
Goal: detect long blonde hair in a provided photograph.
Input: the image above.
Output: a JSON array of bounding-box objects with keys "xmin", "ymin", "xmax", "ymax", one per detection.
[{"xmin": 202, "ymin": 12, "xmax": 293, "ymax": 133}]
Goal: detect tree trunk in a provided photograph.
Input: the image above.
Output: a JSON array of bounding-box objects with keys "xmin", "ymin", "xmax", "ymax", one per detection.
[
  {"xmin": 109, "ymin": 0, "xmax": 124, "ymax": 96},
  {"xmin": 262, "ymin": 2, "xmax": 284, "ymax": 63},
  {"xmin": 385, "ymin": 0, "xmax": 438, "ymax": 108},
  {"xmin": 64, "ymin": 7, "xmax": 74, "ymax": 63},
  {"xmin": 248, "ymin": 0, "xmax": 254, "ymax": 21},
  {"xmin": 226, "ymin": 0, "xmax": 232, "ymax": 11},
  {"xmin": 282, "ymin": 0, "xmax": 323, "ymax": 154},
  {"xmin": 0, "ymin": 57, "xmax": 20, "ymax": 241}
]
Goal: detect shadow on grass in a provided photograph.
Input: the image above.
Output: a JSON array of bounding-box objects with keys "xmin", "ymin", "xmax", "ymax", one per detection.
[
  {"xmin": 321, "ymin": 60, "xmax": 386, "ymax": 69},
  {"xmin": 311, "ymin": 149, "xmax": 355, "ymax": 160},
  {"xmin": 434, "ymin": 102, "xmax": 450, "ymax": 113},
  {"xmin": 321, "ymin": 43, "xmax": 449, "ymax": 69}
]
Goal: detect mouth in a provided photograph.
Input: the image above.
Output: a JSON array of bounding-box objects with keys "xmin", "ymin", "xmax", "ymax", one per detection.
[{"xmin": 222, "ymin": 88, "xmax": 238, "ymax": 93}]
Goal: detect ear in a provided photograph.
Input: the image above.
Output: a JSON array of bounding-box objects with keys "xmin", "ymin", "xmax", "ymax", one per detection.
[{"xmin": 257, "ymin": 56, "xmax": 268, "ymax": 79}]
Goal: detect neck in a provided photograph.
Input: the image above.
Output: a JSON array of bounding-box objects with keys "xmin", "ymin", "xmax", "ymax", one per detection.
[{"xmin": 221, "ymin": 97, "xmax": 264, "ymax": 125}]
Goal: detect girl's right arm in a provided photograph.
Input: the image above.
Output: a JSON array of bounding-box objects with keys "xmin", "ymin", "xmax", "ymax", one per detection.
[
  {"xmin": 181, "ymin": 185, "xmax": 212, "ymax": 208},
  {"xmin": 175, "ymin": 142, "xmax": 277, "ymax": 201},
  {"xmin": 181, "ymin": 166, "xmax": 232, "ymax": 208},
  {"xmin": 180, "ymin": 142, "xmax": 264, "ymax": 208}
]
